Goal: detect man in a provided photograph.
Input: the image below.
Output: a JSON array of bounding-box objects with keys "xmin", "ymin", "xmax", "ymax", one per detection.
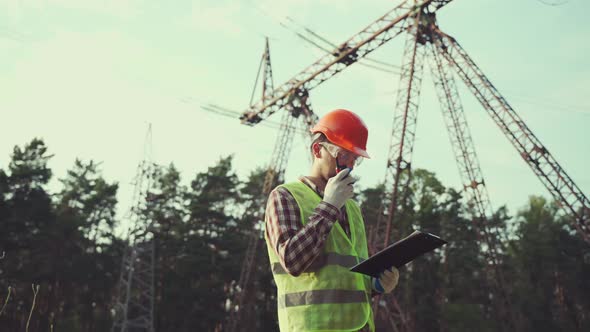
[{"xmin": 265, "ymin": 109, "xmax": 400, "ymax": 332}]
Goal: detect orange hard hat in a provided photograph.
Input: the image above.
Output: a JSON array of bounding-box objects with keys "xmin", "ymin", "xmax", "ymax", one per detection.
[{"xmin": 311, "ymin": 109, "xmax": 370, "ymax": 158}]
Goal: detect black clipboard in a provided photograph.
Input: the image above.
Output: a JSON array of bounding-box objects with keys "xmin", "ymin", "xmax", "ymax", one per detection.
[{"xmin": 350, "ymin": 230, "xmax": 447, "ymax": 278}]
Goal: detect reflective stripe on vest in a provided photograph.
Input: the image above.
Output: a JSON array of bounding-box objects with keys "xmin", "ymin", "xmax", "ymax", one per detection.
[
  {"xmin": 278, "ymin": 289, "xmax": 367, "ymax": 309},
  {"xmin": 271, "ymin": 252, "xmax": 359, "ymax": 275}
]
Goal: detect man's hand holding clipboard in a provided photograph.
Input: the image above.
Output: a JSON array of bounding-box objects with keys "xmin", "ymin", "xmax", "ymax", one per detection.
[{"xmin": 350, "ymin": 230, "xmax": 447, "ymax": 278}]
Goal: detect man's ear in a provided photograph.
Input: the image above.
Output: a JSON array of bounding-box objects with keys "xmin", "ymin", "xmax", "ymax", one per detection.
[{"xmin": 312, "ymin": 142, "xmax": 322, "ymax": 158}]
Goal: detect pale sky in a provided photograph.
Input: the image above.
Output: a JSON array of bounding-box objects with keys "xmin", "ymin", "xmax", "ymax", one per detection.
[{"xmin": 1, "ymin": 0, "xmax": 589, "ymax": 231}]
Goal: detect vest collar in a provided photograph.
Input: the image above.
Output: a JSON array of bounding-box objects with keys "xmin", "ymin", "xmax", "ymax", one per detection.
[{"xmin": 298, "ymin": 176, "xmax": 324, "ymax": 197}]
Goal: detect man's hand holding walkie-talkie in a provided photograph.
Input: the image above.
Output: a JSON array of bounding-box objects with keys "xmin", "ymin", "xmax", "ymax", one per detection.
[{"xmin": 323, "ymin": 168, "xmax": 356, "ymax": 209}]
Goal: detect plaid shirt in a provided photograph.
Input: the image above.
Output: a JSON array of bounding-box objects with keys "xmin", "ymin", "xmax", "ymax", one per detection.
[
  {"xmin": 265, "ymin": 177, "xmax": 374, "ymax": 332},
  {"xmin": 265, "ymin": 176, "xmax": 350, "ymax": 276}
]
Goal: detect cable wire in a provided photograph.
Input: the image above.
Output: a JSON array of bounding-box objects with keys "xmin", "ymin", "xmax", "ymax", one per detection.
[{"xmin": 254, "ymin": 5, "xmax": 399, "ymax": 75}]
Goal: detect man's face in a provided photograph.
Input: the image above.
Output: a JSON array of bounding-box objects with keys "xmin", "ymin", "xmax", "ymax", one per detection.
[{"xmin": 313, "ymin": 141, "xmax": 361, "ymax": 179}]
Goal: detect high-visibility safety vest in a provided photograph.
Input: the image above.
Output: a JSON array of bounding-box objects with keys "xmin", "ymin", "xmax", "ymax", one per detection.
[{"xmin": 266, "ymin": 181, "xmax": 374, "ymax": 332}]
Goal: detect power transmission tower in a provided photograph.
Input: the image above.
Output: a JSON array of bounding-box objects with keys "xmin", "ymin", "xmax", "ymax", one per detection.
[
  {"xmin": 239, "ymin": 0, "xmax": 589, "ymax": 331},
  {"xmin": 112, "ymin": 126, "xmax": 157, "ymax": 332},
  {"xmin": 226, "ymin": 38, "xmax": 317, "ymax": 332},
  {"xmin": 369, "ymin": 10, "xmax": 518, "ymax": 330}
]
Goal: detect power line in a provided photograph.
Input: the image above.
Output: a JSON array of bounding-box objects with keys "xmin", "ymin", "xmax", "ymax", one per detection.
[
  {"xmin": 281, "ymin": 20, "xmax": 399, "ymax": 74},
  {"xmin": 377, "ymin": 90, "xmax": 590, "ymax": 116},
  {"xmin": 285, "ymin": 21, "xmax": 399, "ymax": 75},
  {"xmin": 508, "ymin": 96, "xmax": 590, "ymax": 116},
  {"xmin": 254, "ymin": 5, "xmax": 399, "ymax": 75},
  {"xmin": 0, "ymin": 26, "xmax": 29, "ymax": 42},
  {"xmin": 535, "ymin": 0, "xmax": 570, "ymax": 6},
  {"xmin": 199, "ymin": 103, "xmax": 308, "ymax": 135},
  {"xmin": 285, "ymin": 16, "xmax": 401, "ymax": 70}
]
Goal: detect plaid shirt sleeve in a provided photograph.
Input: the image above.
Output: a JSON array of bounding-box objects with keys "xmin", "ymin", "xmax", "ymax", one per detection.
[{"xmin": 265, "ymin": 186, "xmax": 341, "ymax": 277}]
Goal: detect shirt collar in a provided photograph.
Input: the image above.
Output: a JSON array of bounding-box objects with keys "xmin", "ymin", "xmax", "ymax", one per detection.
[{"xmin": 298, "ymin": 176, "xmax": 324, "ymax": 197}]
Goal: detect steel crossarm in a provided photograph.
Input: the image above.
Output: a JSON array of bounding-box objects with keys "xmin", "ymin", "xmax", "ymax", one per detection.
[
  {"xmin": 432, "ymin": 28, "xmax": 590, "ymax": 243},
  {"xmin": 240, "ymin": 0, "xmax": 455, "ymax": 125}
]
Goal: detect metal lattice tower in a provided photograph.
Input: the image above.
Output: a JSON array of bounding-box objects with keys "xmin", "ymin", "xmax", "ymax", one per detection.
[
  {"xmin": 431, "ymin": 26, "xmax": 589, "ymax": 242},
  {"xmin": 112, "ymin": 126, "xmax": 157, "ymax": 332},
  {"xmin": 368, "ymin": 10, "xmax": 518, "ymax": 329},
  {"xmin": 427, "ymin": 28, "xmax": 519, "ymax": 329},
  {"xmin": 369, "ymin": 8, "xmax": 427, "ymax": 330},
  {"xmin": 226, "ymin": 38, "xmax": 317, "ymax": 332},
  {"xmin": 238, "ymin": 0, "xmax": 590, "ymax": 330}
]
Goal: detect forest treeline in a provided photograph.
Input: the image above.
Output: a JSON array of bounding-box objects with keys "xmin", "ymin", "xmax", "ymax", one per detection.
[{"xmin": 0, "ymin": 139, "xmax": 588, "ymax": 331}]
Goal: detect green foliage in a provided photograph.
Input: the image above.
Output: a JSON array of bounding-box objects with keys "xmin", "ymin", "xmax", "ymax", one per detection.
[
  {"xmin": 441, "ymin": 303, "xmax": 491, "ymax": 332},
  {"xmin": 509, "ymin": 196, "xmax": 590, "ymax": 331},
  {"xmin": 57, "ymin": 159, "xmax": 119, "ymax": 246},
  {"xmin": 0, "ymin": 141, "xmax": 588, "ymax": 331}
]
